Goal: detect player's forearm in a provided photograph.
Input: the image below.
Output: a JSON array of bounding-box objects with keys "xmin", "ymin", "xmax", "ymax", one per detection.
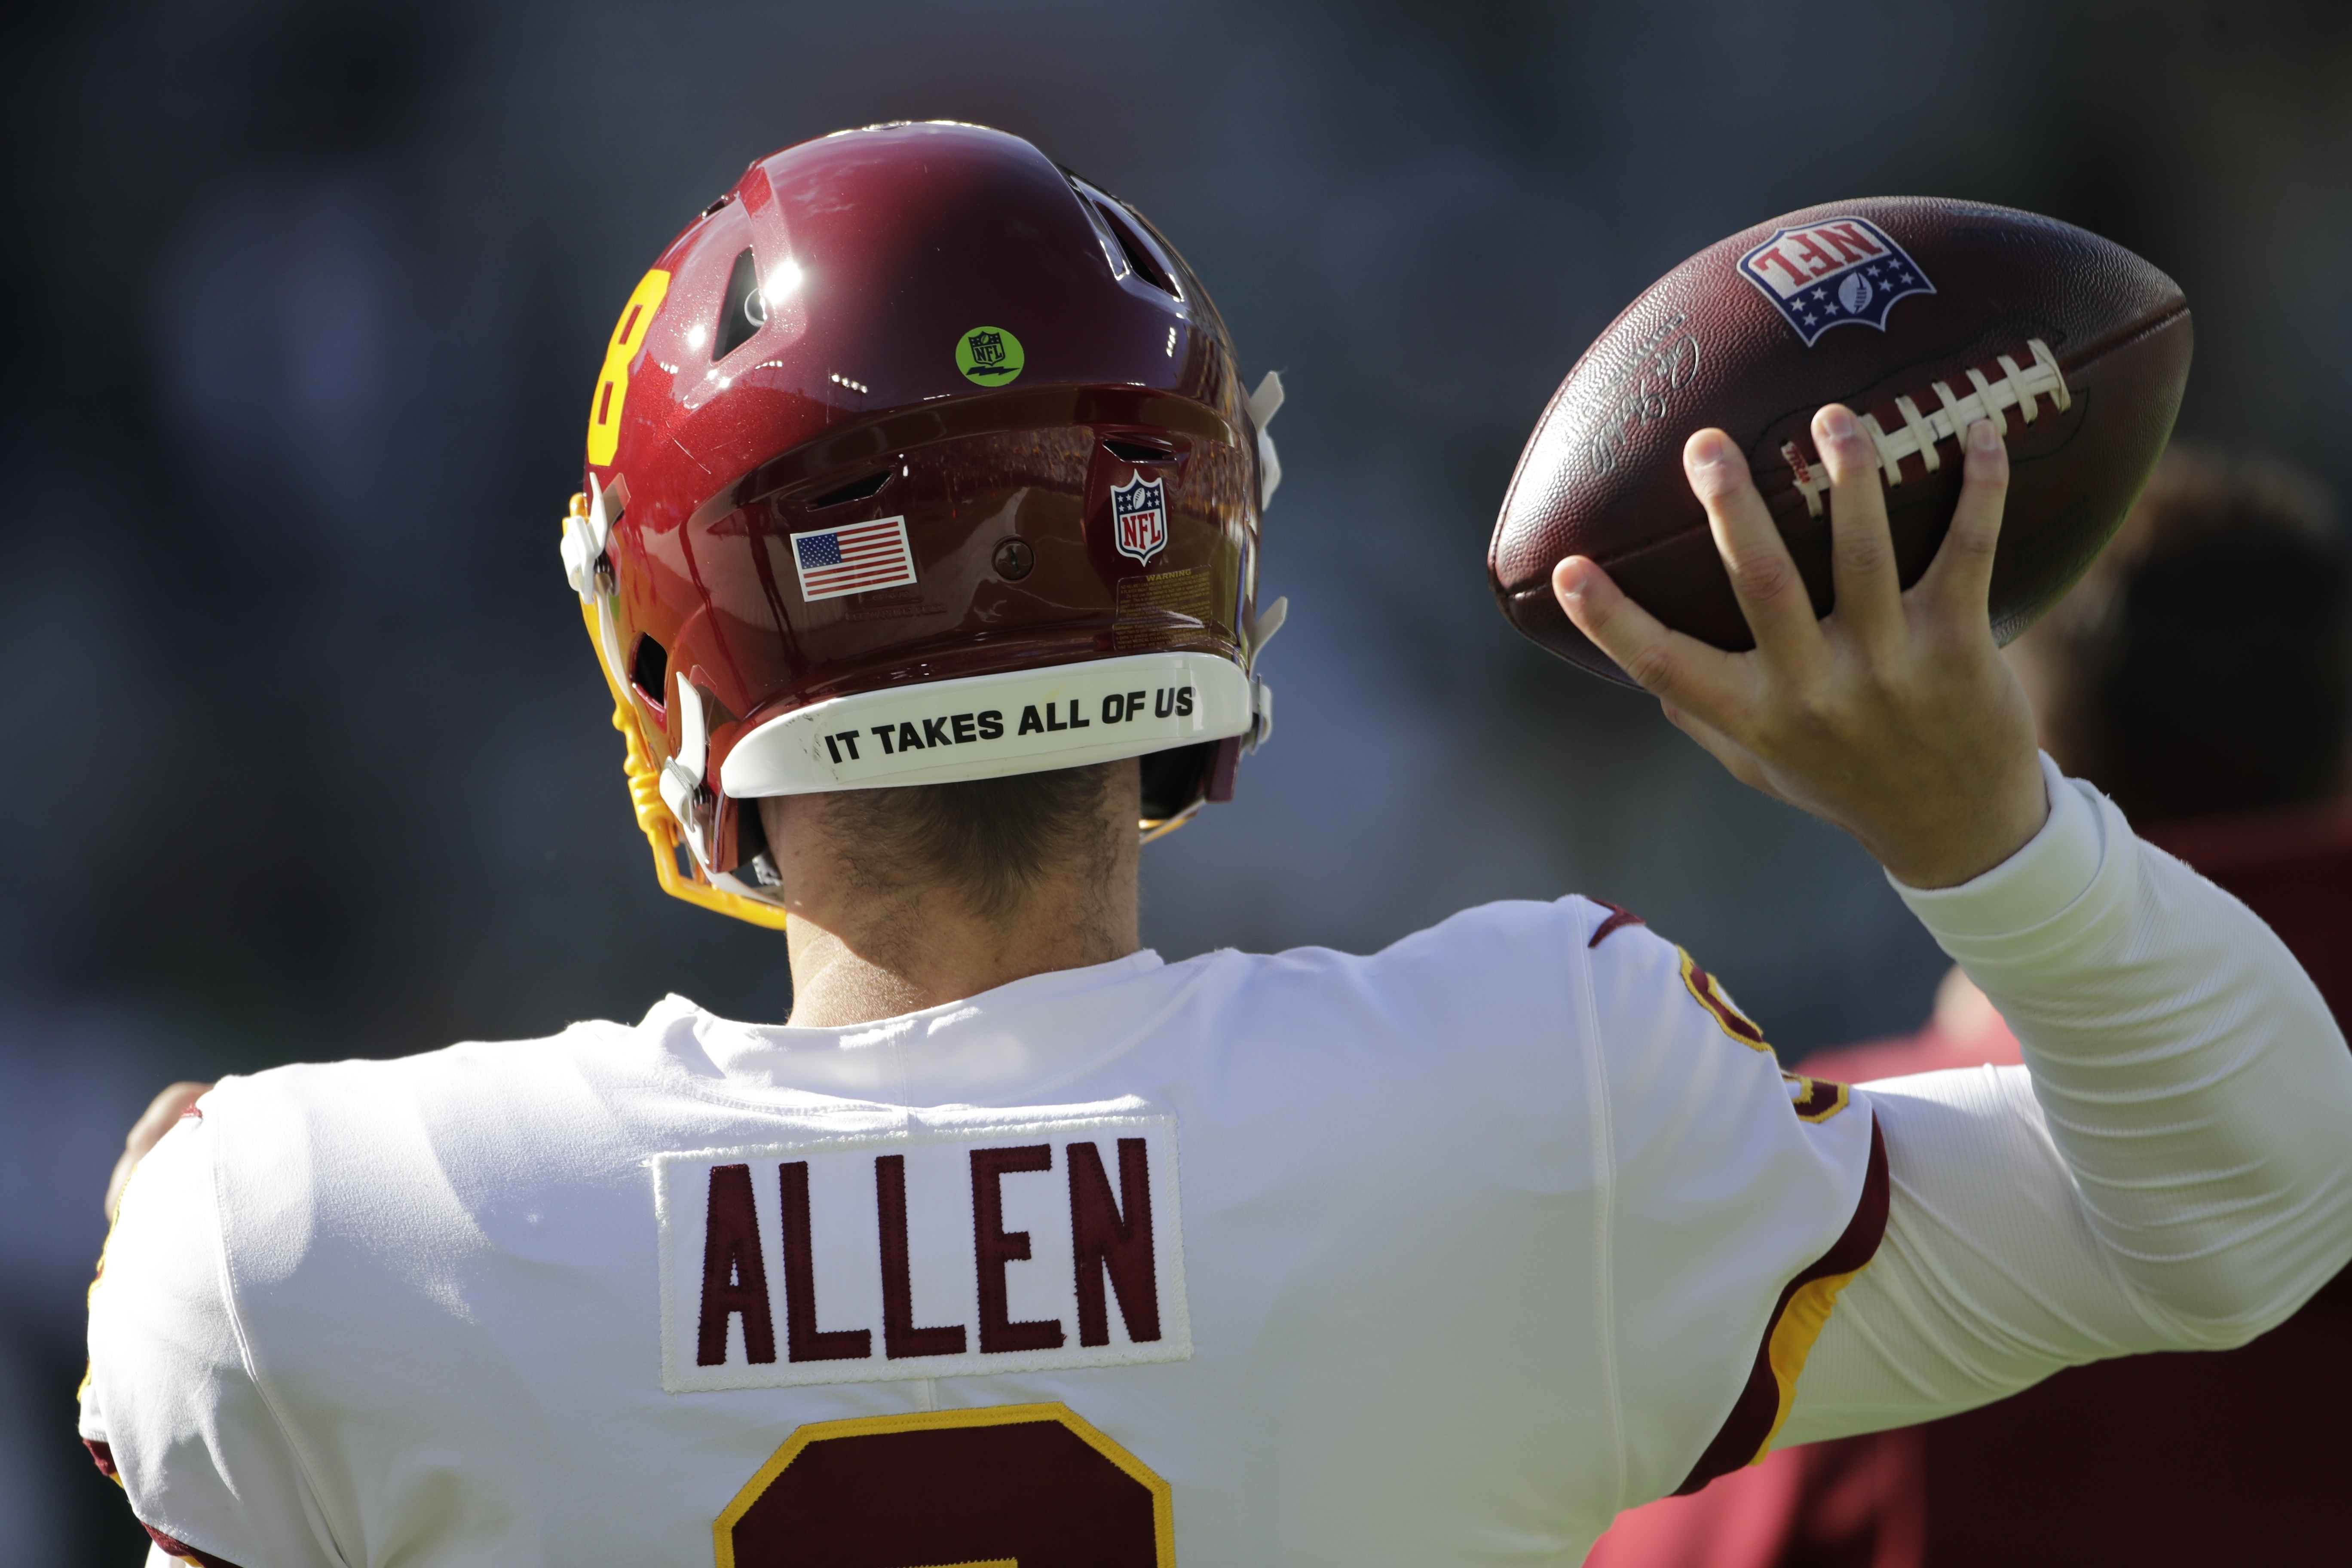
[{"xmin": 1896, "ymin": 753, "xmax": 2352, "ymax": 1335}]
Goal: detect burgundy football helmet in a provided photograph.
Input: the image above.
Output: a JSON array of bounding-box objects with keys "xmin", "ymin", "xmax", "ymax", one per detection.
[{"xmin": 560, "ymin": 122, "xmax": 1285, "ymax": 926}]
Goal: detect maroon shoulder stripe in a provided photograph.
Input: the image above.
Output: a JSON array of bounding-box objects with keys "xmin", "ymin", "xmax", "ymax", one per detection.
[
  {"xmin": 83, "ymin": 1441, "xmax": 251, "ymax": 1568},
  {"xmin": 136, "ymin": 1520, "xmax": 248, "ymax": 1568},
  {"xmin": 1587, "ymin": 900, "xmax": 1647, "ymax": 949},
  {"xmin": 1672, "ymin": 1114, "xmax": 1892, "ymax": 1495}
]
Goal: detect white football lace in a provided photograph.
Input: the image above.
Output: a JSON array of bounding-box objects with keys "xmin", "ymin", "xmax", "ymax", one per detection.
[{"xmin": 1779, "ymin": 337, "xmax": 2072, "ymax": 518}]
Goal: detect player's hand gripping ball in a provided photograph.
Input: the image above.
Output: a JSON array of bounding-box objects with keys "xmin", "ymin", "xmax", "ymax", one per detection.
[{"xmin": 1488, "ymin": 198, "xmax": 2190, "ymax": 683}]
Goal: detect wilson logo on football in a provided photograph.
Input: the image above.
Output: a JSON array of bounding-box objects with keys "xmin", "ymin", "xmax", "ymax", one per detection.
[
  {"xmin": 1736, "ymin": 217, "xmax": 1935, "ymax": 346},
  {"xmin": 1110, "ymin": 472, "xmax": 1168, "ymax": 566}
]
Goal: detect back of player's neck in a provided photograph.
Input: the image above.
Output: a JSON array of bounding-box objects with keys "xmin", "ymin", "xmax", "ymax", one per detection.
[{"xmin": 783, "ymin": 887, "xmax": 1138, "ymax": 1028}]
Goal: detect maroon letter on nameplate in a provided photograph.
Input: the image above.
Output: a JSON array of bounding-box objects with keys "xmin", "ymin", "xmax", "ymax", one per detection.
[
  {"xmin": 1069, "ymin": 1138, "xmax": 1161, "ymax": 1346},
  {"xmin": 874, "ymin": 1154, "xmax": 968, "ymax": 1358},
  {"xmin": 971, "ymin": 1145, "xmax": 1067, "ymax": 1354},
  {"xmin": 698, "ymin": 1164, "xmax": 777, "ymax": 1366},
  {"xmin": 778, "ymin": 1162, "xmax": 871, "ymax": 1362}
]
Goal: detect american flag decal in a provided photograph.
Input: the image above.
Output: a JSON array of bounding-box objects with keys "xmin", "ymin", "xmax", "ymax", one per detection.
[{"xmin": 789, "ymin": 515, "xmax": 917, "ymax": 602}]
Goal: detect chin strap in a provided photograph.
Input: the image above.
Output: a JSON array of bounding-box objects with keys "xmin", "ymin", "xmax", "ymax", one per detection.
[
  {"xmin": 1245, "ymin": 595, "xmax": 1284, "ymax": 754},
  {"xmin": 563, "ymin": 480, "xmax": 629, "ymax": 701},
  {"xmin": 560, "ymin": 473, "xmax": 616, "ymax": 598},
  {"xmin": 563, "ymin": 489, "xmax": 791, "ymax": 931},
  {"xmin": 1244, "ymin": 369, "xmax": 1287, "ymax": 752},
  {"xmin": 1242, "ymin": 369, "xmax": 1298, "ymax": 762}
]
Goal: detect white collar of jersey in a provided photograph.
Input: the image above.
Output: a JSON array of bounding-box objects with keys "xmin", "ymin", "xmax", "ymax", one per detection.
[{"xmin": 642, "ymin": 947, "xmax": 1210, "ymax": 1105}]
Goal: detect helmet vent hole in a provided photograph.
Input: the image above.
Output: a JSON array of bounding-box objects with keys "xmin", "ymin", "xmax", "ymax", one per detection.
[
  {"xmin": 810, "ymin": 471, "xmax": 890, "ymax": 509},
  {"xmin": 714, "ymin": 248, "xmax": 764, "ymax": 360},
  {"xmin": 1091, "ymin": 199, "xmax": 1179, "ymax": 298},
  {"xmin": 630, "ymin": 634, "xmax": 669, "ymax": 704},
  {"xmin": 1104, "ymin": 439, "xmax": 1173, "ymax": 465}
]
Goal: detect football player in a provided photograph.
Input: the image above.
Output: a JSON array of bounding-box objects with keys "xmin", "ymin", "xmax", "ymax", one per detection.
[{"xmin": 83, "ymin": 125, "xmax": 2352, "ymax": 1568}]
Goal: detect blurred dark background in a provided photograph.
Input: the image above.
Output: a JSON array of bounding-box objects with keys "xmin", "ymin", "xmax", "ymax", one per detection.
[{"xmin": 8, "ymin": 0, "xmax": 2351, "ymax": 1557}]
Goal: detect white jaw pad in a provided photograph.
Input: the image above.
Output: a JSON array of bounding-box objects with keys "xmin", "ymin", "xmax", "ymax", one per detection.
[{"xmin": 721, "ymin": 651, "xmax": 1256, "ymax": 796}]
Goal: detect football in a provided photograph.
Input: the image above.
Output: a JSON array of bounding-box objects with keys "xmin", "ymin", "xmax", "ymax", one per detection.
[{"xmin": 1488, "ymin": 198, "xmax": 2192, "ymax": 686}]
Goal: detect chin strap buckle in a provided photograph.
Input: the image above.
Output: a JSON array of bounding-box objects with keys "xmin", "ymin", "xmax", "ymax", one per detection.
[
  {"xmin": 1248, "ymin": 595, "xmax": 1288, "ymax": 668},
  {"xmin": 561, "ymin": 473, "xmax": 622, "ymax": 601},
  {"xmin": 1249, "ymin": 370, "xmax": 1285, "ymax": 511},
  {"xmin": 560, "ymin": 475, "xmax": 631, "ymax": 700},
  {"xmin": 656, "ymin": 679, "xmax": 714, "ymax": 870}
]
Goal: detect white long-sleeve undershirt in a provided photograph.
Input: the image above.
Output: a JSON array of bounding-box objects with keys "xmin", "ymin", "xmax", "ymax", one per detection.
[{"xmin": 1780, "ymin": 754, "xmax": 2352, "ymax": 1445}]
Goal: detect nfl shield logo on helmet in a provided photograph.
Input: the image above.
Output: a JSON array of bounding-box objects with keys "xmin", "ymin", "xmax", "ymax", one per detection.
[
  {"xmin": 1736, "ymin": 217, "xmax": 1936, "ymax": 346},
  {"xmin": 1110, "ymin": 471, "xmax": 1168, "ymax": 566}
]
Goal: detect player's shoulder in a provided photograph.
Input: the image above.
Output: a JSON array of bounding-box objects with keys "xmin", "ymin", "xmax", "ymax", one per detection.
[
  {"xmin": 1188, "ymin": 896, "xmax": 1631, "ymax": 1058},
  {"xmin": 1568, "ymin": 900, "xmax": 1873, "ymax": 1172},
  {"xmin": 1261, "ymin": 895, "xmax": 1625, "ymax": 975},
  {"xmin": 1572, "ymin": 900, "xmax": 1775, "ymax": 1051},
  {"xmin": 208, "ymin": 1003, "xmax": 683, "ymax": 1112},
  {"xmin": 192, "ymin": 1008, "xmax": 695, "ymax": 1208},
  {"xmin": 1222, "ymin": 897, "xmax": 1575, "ymax": 988}
]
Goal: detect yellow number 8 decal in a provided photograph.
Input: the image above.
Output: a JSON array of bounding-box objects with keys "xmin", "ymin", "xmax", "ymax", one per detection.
[
  {"xmin": 714, "ymin": 1403, "xmax": 1174, "ymax": 1568},
  {"xmin": 586, "ymin": 268, "xmax": 671, "ymax": 466}
]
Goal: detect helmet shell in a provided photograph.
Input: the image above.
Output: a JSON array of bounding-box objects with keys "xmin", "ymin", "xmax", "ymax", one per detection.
[{"xmin": 570, "ymin": 123, "xmax": 1273, "ymax": 922}]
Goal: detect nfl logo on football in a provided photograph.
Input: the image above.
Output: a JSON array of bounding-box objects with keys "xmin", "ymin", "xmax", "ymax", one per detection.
[
  {"xmin": 1736, "ymin": 216, "xmax": 1936, "ymax": 348},
  {"xmin": 1110, "ymin": 471, "xmax": 1168, "ymax": 565}
]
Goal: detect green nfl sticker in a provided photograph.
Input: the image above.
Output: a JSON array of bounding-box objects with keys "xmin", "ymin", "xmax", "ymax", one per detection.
[{"xmin": 956, "ymin": 325, "xmax": 1024, "ymax": 384}]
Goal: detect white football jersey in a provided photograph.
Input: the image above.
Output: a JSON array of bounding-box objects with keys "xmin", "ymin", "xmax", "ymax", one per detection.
[{"xmin": 83, "ymin": 896, "xmax": 1883, "ymax": 1567}]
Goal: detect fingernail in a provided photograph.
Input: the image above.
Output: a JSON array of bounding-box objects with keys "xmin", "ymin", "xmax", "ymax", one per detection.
[
  {"xmin": 1556, "ymin": 557, "xmax": 1593, "ymax": 600},
  {"xmin": 1820, "ymin": 405, "xmax": 1857, "ymax": 441},
  {"xmin": 1686, "ymin": 431, "xmax": 1730, "ymax": 470},
  {"xmin": 1969, "ymin": 418, "xmax": 2000, "ymax": 452}
]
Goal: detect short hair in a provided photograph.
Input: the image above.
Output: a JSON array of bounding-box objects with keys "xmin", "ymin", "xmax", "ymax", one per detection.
[
  {"xmin": 2021, "ymin": 447, "xmax": 2349, "ymax": 822},
  {"xmin": 818, "ymin": 761, "xmax": 1124, "ymax": 920}
]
